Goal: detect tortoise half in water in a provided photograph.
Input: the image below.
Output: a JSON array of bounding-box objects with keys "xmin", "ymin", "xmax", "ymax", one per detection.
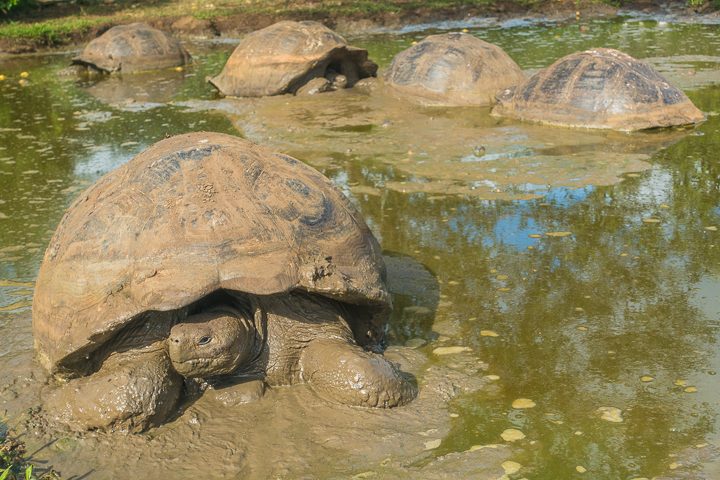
[
  {"xmin": 209, "ymin": 21, "xmax": 377, "ymax": 97},
  {"xmin": 492, "ymin": 48, "xmax": 705, "ymax": 130},
  {"xmin": 383, "ymin": 32, "xmax": 526, "ymax": 106},
  {"xmin": 33, "ymin": 132, "xmax": 415, "ymax": 432},
  {"xmin": 73, "ymin": 23, "xmax": 190, "ymax": 73}
]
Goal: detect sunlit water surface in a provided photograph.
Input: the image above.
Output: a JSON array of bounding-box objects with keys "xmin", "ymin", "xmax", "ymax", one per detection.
[{"xmin": 0, "ymin": 15, "xmax": 719, "ymax": 480}]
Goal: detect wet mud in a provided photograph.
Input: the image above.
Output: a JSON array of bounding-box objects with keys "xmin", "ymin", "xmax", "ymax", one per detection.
[{"xmin": 1, "ymin": 15, "xmax": 720, "ymax": 480}]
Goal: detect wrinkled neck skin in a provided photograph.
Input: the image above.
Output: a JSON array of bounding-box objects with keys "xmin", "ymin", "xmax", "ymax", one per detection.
[{"xmin": 167, "ymin": 296, "xmax": 265, "ymax": 379}]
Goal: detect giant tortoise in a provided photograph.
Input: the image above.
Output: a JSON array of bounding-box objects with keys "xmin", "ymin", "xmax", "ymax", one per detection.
[
  {"xmin": 73, "ymin": 23, "xmax": 190, "ymax": 73},
  {"xmin": 209, "ymin": 21, "xmax": 378, "ymax": 97},
  {"xmin": 492, "ymin": 48, "xmax": 705, "ymax": 130},
  {"xmin": 383, "ymin": 32, "xmax": 526, "ymax": 106},
  {"xmin": 33, "ymin": 132, "xmax": 415, "ymax": 432}
]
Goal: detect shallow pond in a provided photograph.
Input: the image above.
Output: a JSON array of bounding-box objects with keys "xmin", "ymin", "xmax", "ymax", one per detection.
[{"xmin": 1, "ymin": 14, "xmax": 720, "ymax": 480}]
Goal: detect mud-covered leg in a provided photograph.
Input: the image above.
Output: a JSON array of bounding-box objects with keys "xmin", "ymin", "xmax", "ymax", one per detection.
[
  {"xmin": 299, "ymin": 338, "xmax": 417, "ymax": 408},
  {"xmin": 209, "ymin": 377, "xmax": 266, "ymax": 407},
  {"xmin": 44, "ymin": 348, "xmax": 182, "ymax": 433}
]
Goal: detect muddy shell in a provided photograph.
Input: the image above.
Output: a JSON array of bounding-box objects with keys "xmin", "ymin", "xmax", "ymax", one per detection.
[
  {"xmin": 383, "ymin": 33, "xmax": 526, "ymax": 106},
  {"xmin": 209, "ymin": 21, "xmax": 377, "ymax": 97},
  {"xmin": 32, "ymin": 132, "xmax": 390, "ymax": 375},
  {"xmin": 73, "ymin": 23, "xmax": 190, "ymax": 73},
  {"xmin": 492, "ymin": 48, "xmax": 705, "ymax": 130}
]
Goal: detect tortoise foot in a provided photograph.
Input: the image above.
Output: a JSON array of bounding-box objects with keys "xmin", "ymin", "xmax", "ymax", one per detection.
[
  {"xmin": 44, "ymin": 348, "xmax": 182, "ymax": 433},
  {"xmin": 210, "ymin": 378, "xmax": 266, "ymax": 407},
  {"xmin": 299, "ymin": 339, "xmax": 417, "ymax": 408}
]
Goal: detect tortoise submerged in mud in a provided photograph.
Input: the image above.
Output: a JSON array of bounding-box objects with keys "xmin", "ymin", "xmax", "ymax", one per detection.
[
  {"xmin": 492, "ymin": 48, "xmax": 705, "ymax": 130},
  {"xmin": 73, "ymin": 23, "xmax": 190, "ymax": 73},
  {"xmin": 209, "ymin": 21, "xmax": 378, "ymax": 97},
  {"xmin": 383, "ymin": 32, "xmax": 525, "ymax": 106},
  {"xmin": 33, "ymin": 132, "xmax": 415, "ymax": 433}
]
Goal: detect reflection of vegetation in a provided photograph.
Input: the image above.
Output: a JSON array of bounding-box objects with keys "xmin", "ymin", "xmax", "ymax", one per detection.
[
  {"xmin": 340, "ymin": 85, "xmax": 720, "ymax": 479},
  {"xmin": 0, "ymin": 55, "xmax": 237, "ymax": 279}
]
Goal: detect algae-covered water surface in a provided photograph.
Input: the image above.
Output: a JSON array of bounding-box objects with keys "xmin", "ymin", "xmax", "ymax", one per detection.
[{"xmin": 1, "ymin": 15, "xmax": 719, "ymax": 479}]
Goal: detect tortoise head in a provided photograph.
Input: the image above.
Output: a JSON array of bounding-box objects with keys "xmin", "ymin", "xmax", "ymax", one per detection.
[{"xmin": 168, "ymin": 309, "xmax": 255, "ymax": 378}]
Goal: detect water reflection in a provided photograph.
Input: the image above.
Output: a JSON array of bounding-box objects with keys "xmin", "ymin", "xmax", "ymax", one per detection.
[{"xmin": 0, "ymin": 17, "xmax": 718, "ymax": 480}]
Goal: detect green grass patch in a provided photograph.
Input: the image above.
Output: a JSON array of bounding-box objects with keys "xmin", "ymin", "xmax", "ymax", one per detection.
[{"xmin": 0, "ymin": 16, "xmax": 108, "ymax": 43}]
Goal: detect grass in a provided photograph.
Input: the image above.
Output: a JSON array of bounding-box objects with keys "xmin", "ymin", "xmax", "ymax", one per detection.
[
  {"xmin": 0, "ymin": 16, "xmax": 107, "ymax": 41},
  {"xmin": 0, "ymin": 434, "xmax": 60, "ymax": 480},
  {"xmin": 0, "ymin": 0, "xmax": 595, "ymax": 46},
  {"xmin": 0, "ymin": 0, "xmax": 717, "ymax": 49}
]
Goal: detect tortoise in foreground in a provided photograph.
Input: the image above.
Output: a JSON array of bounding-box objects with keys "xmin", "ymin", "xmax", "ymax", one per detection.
[
  {"xmin": 209, "ymin": 21, "xmax": 377, "ymax": 97},
  {"xmin": 73, "ymin": 23, "xmax": 190, "ymax": 73},
  {"xmin": 383, "ymin": 33, "xmax": 525, "ymax": 106},
  {"xmin": 33, "ymin": 132, "xmax": 415, "ymax": 433},
  {"xmin": 492, "ymin": 48, "xmax": 705, "ymax": 130}
]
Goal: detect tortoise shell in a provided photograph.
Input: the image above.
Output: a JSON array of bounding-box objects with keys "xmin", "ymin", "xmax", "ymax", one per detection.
[
  {"xmin": 33, "ymin": 132, "xmax": 389, "ymax": 375},
  {"xmin": 492, "ymin": 48, "xmax": 705, "ymax": 130},
  {"xmin": 209, "ymin": 21, "xmax": 377, "ymax": 97},
  {"xmin": 73, "ymin": 23, "xmax": 190, "ymax": 73},
  {"xmin": 383, "ymin": 33, "xmax": 526, "ymax": 106}
]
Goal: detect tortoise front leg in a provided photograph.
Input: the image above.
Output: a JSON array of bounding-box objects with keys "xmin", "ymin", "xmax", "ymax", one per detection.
[
  {"xmin": 299, "ymin": 338, "xmax": 417, "ymax": 408},
  {"xmin": 44, "ymin": 347, "xmax": 182, "ymax": 433}
]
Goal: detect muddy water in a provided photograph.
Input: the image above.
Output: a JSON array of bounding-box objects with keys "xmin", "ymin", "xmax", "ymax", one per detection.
[{"xmin": 1, "ymin": 15, "xmax": 720, "ymax": 479}]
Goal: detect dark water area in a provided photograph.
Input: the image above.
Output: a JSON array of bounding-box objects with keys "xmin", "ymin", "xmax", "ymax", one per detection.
[{"xmin": 0, "ymin": 15, "xmax": 719, "ymax": 479}]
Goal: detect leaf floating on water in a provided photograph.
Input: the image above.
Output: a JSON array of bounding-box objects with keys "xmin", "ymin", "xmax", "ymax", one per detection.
[
  {"xmin": 596, "ymin": 406, "xmax": 623, "ymax": 423},
  {"xmin": 576, "ymin": 466, "xmax": 587, "ymax": 473},
  {"xmin": 642, "ymin": 217, "xmax": 661, "ymax": 224},
  {"xmin": 640, "ymin": 376, "xmax": 654, "ymax": 382},
  {"xmin": 480, "ymin": 330, "xmax": 499, "ymax": 337},
  {"xmin": 528, "ymin": 234, "xmax": 542, "ymax": 238},
  {"xmin": 684, "ymin": 386, "xmax": 698, "ymax": 393},
  {"xmin": 486, "ymin": 375, "xmax": 500, "ymax": 381},
  {"xmin": 705, "ymin": 226, "xmax": 718, "ymax": 232},
  {"xmin": 502, "ymin": 461, "xmax": 522, "ymax": 474},
  {"xmin": 497, "ymin": 287, "xmax": 511, "ymax": 292},
  {"xmin": 669, "ymin": 462, "xmax": 681, "ymax": 470},
  {"xmin": 496, "ymin": 274, "xmax": 509, "ymax": 281},
  {"xmin": 546, "ymin": 231, "xmax": 572, "ymax": 237},
  {"xmin": 352, "ymin": 472, "xmax": 377, "ymax": 479},
  {"xmin": 468, "ymin": 444, "xmax": 499, "ymax": 452},
  {"xmin": 424, "ymin": 439, "xmax": 441, "ymax": 450},
  {"xmin": 405, "ymin": 338, "xmax": 427, "ymax": 349},
  {"xmin": 500, "ymin": 429, "xmax": 525, "ymax": 442},
  {"xmin": 432, "ymin": 346, "xmax": 471, "ymax": 356},
  {"xmin": 674, "ymin": 379, "xmax": 687, "ymax": 387},
  {"xmin": 512, "ymin": 398, "xmax": 536, "ymax": 409}
]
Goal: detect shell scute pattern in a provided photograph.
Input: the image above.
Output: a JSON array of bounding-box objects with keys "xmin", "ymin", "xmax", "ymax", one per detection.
[
  {"xmin": 384, "ymin": 32, "xmax": 525, "ymax": 106},
  {"xmin": 493, "ymin": 48, "xmax": 705, "ymax": 130}
]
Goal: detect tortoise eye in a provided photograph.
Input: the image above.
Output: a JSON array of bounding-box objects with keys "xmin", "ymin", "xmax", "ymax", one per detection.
[{"xmin": 198, "ymin": 336, "xmax": 211, "ymax": 346}]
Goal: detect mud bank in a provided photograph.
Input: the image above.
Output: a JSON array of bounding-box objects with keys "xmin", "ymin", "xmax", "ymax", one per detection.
[{"xmin": 0, "ymin": 0, "xmax": 718, "ymax": 54}]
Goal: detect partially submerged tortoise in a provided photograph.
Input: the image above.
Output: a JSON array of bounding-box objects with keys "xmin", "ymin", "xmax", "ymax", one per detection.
[
  {"xmin": 33, "ymin": 132, "xmax": 415, "ymax": 432},
  {"xmin": 209, "ymin": 21, "xmax": 378, "ymax": 97},
  {"xmin": 383, "ymin": 33, "xmax": 525, "ymax": 106},
  {"xmin": 492, "ymin": 48, "xmax": 705, "ymax": 130},
  {"xmin": 73, "ymin": 23, "xmax": 190, "ymax": 73}
]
